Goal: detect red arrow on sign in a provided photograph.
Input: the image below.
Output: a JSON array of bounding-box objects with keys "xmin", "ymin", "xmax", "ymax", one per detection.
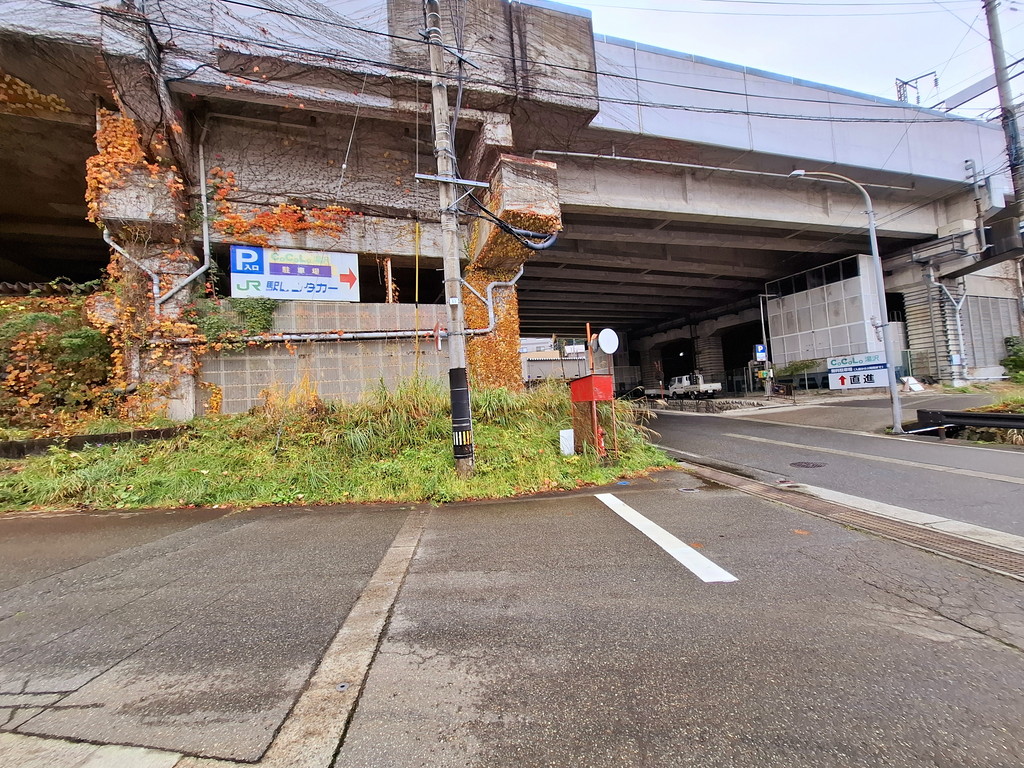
[
  {"xmin": 339, "ymin": 269, "xmax": 357, "ymax": 289},
  {"xmin": 839, "ymin": 375, "xmax": 847, "ymax": 386}
]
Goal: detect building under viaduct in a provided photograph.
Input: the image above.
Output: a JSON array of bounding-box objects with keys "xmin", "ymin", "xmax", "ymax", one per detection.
[{"xmin": 1, "ymin": 0, "xmax": 1022, "ymax": 416}]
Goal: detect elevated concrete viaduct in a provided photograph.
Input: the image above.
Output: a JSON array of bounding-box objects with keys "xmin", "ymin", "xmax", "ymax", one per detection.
[{"xmin": 1, "ymin": 0, "xmax": 1020, "ymax": 412}]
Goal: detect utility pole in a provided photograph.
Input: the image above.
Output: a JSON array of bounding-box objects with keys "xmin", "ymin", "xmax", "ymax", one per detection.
[
  {"xmin": 423, "ymin": 0, "xmax": 474, "ymax": 476},
  {"xmin": 984, "ymin": 0, "xmax": 1024, "ymax": 214}
]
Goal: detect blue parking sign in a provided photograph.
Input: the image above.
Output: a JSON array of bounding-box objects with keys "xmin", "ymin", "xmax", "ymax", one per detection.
[{"xmin": 231, "ymin": 245, "xmax": 264, "ymax": 274}]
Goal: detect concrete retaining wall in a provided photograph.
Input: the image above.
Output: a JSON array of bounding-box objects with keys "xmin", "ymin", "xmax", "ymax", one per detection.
[{"xmin": 200, "ymin": 303, "xmax": 449, "ymax": 413}]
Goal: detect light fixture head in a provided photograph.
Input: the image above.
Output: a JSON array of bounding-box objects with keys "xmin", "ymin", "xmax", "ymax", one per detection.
[{"xmin": 789, "ymin": 170, "xmax": 806, "ymax": 178}]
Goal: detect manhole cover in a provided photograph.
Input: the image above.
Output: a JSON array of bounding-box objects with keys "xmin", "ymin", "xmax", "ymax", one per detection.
[{"xmin": 790, "ymin": 461, "xmax": 827, "ymax": 468}]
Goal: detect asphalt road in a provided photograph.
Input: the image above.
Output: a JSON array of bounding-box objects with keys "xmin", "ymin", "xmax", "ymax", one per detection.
[
  {"xmin": 338, "ymin": 483, "xmax": 1024, "ymax": 768},
  {"xmin": 652, "ymin": 403, "xmax": 1024, "ymax": 536},
  {"xmin": 3, "ymin": 471, "xmax": 1023, "ymax": 767}
]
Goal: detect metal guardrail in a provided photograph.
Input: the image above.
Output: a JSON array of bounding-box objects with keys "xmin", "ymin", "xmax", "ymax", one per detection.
[{"xmin": 915, "ymin": 409, "xmax": 1024, "ymax": 435}]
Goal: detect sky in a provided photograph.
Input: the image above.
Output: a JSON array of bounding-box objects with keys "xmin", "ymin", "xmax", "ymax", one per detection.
[{"xmin": 556, "ymin": 0, "xmax": 1024, "ymax": 117}]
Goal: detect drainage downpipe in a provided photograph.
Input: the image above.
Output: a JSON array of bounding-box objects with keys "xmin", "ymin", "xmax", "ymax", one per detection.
[
  {"xmin": 102, "ymin": 229, "xmax": 161, "ymax": 315},
  {"xmin": 929, "ymin": 267, "xmax": 969, "ymax": 383},
  {"xmin": 158, "ymin": 120, "xmax": 212, "ymax": 308},
  {"xmin": 463, "ymin": 265, "xmax": 525, "ymax": 335},
  {"xmin": 166, "ymin": 328, "xmax": 449, "ymax": 346},
  {"xmin": 1017, "ymin": 259, "xmax": 1024, "ymax": 314}
]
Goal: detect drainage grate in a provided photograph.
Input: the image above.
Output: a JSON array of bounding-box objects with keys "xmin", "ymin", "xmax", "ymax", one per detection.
[
  {"xmin": 790, "ymin": 461, "xmax": 827, "ymax": 469},
  {"xmin": 681, "ymin": 462, "xmax": 1024, "ymax": 581}
]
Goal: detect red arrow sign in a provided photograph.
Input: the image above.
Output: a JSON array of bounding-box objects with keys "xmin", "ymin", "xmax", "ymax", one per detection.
[
  {"xmin": 839, "ymin": 375, "xmax": 847, "ymax": 386},
  {"xmin": 339, "ymin": 269, "xmax": 357, "ymax": 289}
]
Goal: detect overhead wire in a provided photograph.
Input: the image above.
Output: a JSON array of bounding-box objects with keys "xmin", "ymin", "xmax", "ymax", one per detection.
[
  {"xmin": 207, "ymin": 0, "xmax": 1004, "ymax": 115},
  {"xmin": 38, "ymin": 0, "xmax": 997, "ymax": 126},
  {"xmin": 46, "ymin": 0, "xmax": 987, "ymax": 124},
  {"xmin": 44, "ymin": 0, "xmax": 1012, "ymax": 248},
  {"xmin": 873, "ymin": 6, "xmax": 983, "ymax": 174},
  {"xmin": 563, "ymin": 1, "xmax": 979, "ymax": 16},
  {"xmin": 587, "ymin": 0, "xmax": 977, "ymax": 5}
]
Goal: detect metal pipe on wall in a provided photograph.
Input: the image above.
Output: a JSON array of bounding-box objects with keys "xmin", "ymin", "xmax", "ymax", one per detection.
[
  {"xmin": 102, "ymin": 229, "xmax": 161, "ymax": 315},
  {"xmin": 158, "ymin": 120, "xmax": 212, "ymax": 306},
  {"xmin": 929, "ymin": 267, "xmax": 969, "ymax": 383}
]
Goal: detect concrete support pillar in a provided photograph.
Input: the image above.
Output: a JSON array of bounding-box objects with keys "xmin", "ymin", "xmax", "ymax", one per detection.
[
  {"xmin": 93, "ymin": 110, "xmax": 199, "ymax": 420},
  {"xmin": 466, "ymin": 154, "xmax": 561, "ymax": 389},
  {"xmin": 695, "ymin": 335, "xmax": 726, "ymax": 382},
  {"xmin": 105, "ymin": 232, "xmax": 200, "ymax": 422},
  {"xmin": 638, "ymin": 346, "xmax": 662, "ymax": 389},
  {"xmin": 464, "ymin": 267, "xmax": 522, "ymax": 390}
]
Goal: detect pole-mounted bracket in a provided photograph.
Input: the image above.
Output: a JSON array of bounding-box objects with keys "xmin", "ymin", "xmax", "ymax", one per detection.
[{"xmin": 415, "ymin": 173, "xmax": 490, "ymax": 211}]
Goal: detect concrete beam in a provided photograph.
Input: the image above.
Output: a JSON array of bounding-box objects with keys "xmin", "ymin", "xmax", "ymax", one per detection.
[
  {"xmin": 558, "ymin": 223, "xmax": 856, "ymax": 254},
  {"xmin": 530, "ymin": 249, "xmax": 780, "ymax": 280},
  {"xmin": 469, "ymin": 155, "xmax": 561, "ymax": 271},
  {"xmin": 519, "ymin": 302, "xmax": 685, "ymax": 315},
  {"xmin": 0, "ymin": 108, "xmax": 93, "ymax": 127},
  {"xmin": 519, "ymin": 296, "xmax": 710, "ymax": 313},
  {"xmin": 519, "ymin": 282, "xmax": 729, "ymax": 300},
  {"xmin": 553, "ymin": 158, "xmax": 973, "ymax": 239},
  {"xmin": 165, "ymin": 56, "xmax": 492, "ymax": 128},
  {"xmin": 208, "ymin": 216, "xmax": 442, "ymax": 259},
  {"xmin": 523, "ymin": 265, "xmax": 762, "ymax": 291}
]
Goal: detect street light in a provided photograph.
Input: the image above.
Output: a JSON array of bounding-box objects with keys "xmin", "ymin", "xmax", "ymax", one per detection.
[
  {"xmin": 788, "ymin": 170, "xmax": 905, "ymax": 434},
  {"xmin": 759, "ymin": 293, "xmax": 777, "ymax": 400}
]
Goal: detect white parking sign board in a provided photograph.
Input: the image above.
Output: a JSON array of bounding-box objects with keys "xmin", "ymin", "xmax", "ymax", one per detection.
[
  {"xmin": 828, "ymin": 351, "xmax": 887, "ymax": 390},
  {"xmin": 230, "ymin": 246, "xmax": 360, "ymax": 302}
]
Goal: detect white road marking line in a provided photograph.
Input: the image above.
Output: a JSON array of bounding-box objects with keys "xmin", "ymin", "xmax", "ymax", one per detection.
[
  {"xmin": 594, "ymin": 493, "xmax": 738, "ymax": 583},
  {"xmin": 723, "ymin": 433, "xmax": 1024, "ymax": 486}
]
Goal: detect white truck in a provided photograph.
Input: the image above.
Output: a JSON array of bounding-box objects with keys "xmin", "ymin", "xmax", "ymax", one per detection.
[{"xmin": 645, "ymin": 374, "xmax": 722, "ymax": 400}]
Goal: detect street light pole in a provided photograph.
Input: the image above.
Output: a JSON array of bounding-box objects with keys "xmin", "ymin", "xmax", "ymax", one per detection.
[
  {"xmin": 758, "ymin": 293, "xmax": 776, "ymax": 400},
  {"xmin": 789, "ymin": 170, "xmax": 905, "ymax": 434}
]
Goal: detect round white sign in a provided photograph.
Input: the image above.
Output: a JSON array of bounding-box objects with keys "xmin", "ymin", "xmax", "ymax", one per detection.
[{"xmin": 597, "ymin": 328, "xmax": 619, "ymax": 355}]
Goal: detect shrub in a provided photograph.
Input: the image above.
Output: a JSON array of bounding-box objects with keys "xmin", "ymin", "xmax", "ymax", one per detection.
[
  {"xmin": 1002, "ymin": 336, "xmax": 1024, "ymax": 382},
  {"xmin": 0, "ymin": 297, "xmax": 113, "ymax": 426}
]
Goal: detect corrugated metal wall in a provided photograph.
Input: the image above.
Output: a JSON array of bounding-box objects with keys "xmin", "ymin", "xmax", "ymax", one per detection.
[
  {"xmin": 903, "ymin": 283, "xmax": 952, "ymax": 380},
  {"xmin": 964, "ymin": 296, "xmax": 1023, "ymax": 368},
  {"xmin": 696, "ymin": 335, "xmax": 726, "ymax": 383}
]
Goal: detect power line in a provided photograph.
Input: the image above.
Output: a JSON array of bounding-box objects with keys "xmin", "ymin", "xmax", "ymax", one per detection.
[
  {"xmin": 41, "ymin": 0, "xmax": 997, "ymax": 125},
  {"xmin": 212, "ymin": 0, "xmax": 995, "ymax": 116},
  {"xmin": 625, "ymin": 0, "xmax": 976, "ymax": 5},
  {"xmin": 569, "ymin": 0, "xmax": 976, "ymax": 16}
]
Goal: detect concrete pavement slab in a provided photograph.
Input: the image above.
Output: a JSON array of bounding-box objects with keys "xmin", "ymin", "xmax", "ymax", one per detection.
[
  {"xmin": 0, "ymin": 732, "xmax": 181, "ymax": 768},
  {"xmin": 2, "ymin": 506, "xmax": 408, "ymax": 762},
  {"xmin": 0, "ymin": 509, "xmax": 231, "ymax": 592}
]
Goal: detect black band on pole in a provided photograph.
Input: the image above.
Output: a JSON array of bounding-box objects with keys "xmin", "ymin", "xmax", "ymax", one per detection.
[{"xmin": 449, "ymin": 367, "xmax": 474, "ymax": 460}]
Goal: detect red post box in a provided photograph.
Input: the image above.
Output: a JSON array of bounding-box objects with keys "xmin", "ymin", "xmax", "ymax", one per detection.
[{"xmin": 569, "ymin": 374, "xmax": 614, "ymax": 403}]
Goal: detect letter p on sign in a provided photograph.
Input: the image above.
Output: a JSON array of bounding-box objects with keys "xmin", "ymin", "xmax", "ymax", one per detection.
[{"xmin": 231, "ymin": 245, "xmax": 264, "ymax": 274}]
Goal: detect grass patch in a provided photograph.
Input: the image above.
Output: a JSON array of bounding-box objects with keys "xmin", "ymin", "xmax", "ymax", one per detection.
[
  {"xmin": 970, "ymin": 394, "xmax": 1024, "ymax": 415},
  {"xmin": 0, "ymin": 379, "xmax": 671, "ymax": 512}
]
